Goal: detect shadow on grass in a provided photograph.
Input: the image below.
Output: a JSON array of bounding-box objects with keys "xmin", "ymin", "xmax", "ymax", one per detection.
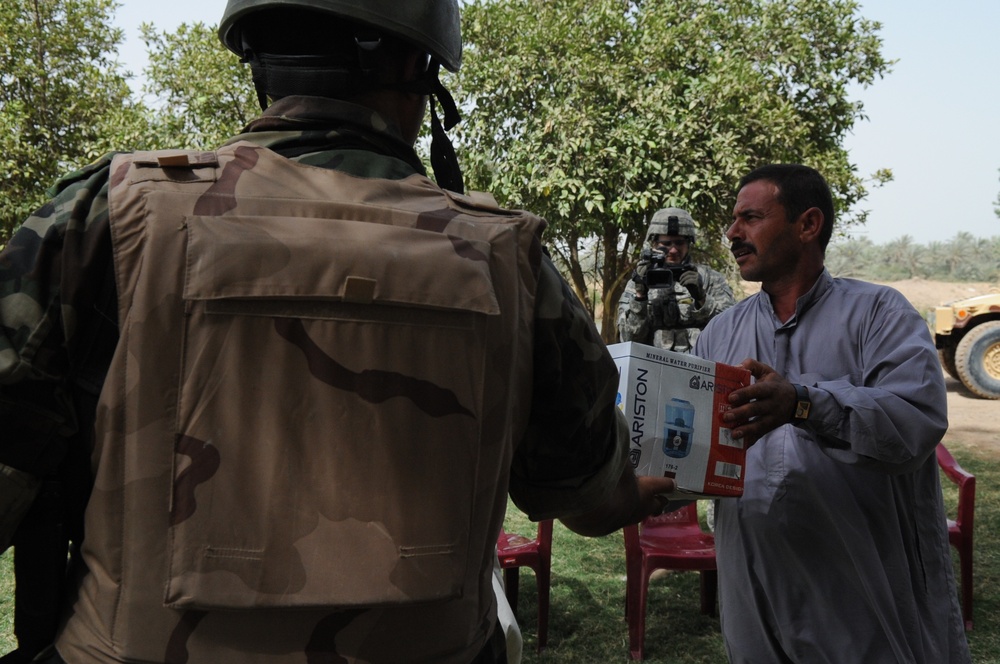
[
  {"xmin": 949, "ymin": 448, "xmax": 1000, "ymax": 661},
  {"xmin": 510, "ymin": 442, "xmax": 997, "ymax": 663},
  {"xmin": 514, "ymin": 569, "xmax": 726, "ymax": 663},
  {"xmin": 0, "ymin": 446, "xmax": 993, "ymax": 662},
  {"xmin": 506, "ymin": 518, "xmax": 726, "ymax": 663}
]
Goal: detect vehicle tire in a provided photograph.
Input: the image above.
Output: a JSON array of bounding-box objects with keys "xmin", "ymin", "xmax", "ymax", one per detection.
[
  {"xmin": 938, "ymin": 345, "xmax": 958, "ymax": 379},
  {"xmin": 954, "ymin": 320, "xmax": 1000, "ymax": 400}
]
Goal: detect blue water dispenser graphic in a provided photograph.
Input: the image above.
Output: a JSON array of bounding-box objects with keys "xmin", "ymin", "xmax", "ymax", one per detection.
[{"xmin": 662, "ymin": 398, "xmax": 695, "ymax": 458}]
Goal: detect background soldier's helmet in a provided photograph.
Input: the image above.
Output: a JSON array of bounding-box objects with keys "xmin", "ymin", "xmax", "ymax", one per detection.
[
  {"xmin": 219, "ymin": 0, "xmax": 463, "ymax": 72},
  {"xmin": 645, "ymin": 207, "xmax": 697, "ymax": 245}
]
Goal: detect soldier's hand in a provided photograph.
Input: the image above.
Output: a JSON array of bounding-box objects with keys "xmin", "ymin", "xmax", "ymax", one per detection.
[
  {"xmin": 632, "ymin": 257, "xmax": 652, "ymax": 300},
  {"xmin": 678, "ymin": 268, "xmax": 704, "ymax": 305},
  {"xmin": 636, "ymin": 475, "xmax": 678, "ymax": 518}
]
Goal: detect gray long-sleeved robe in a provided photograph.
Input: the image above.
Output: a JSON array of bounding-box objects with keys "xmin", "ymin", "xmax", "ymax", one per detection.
[{"xmin": 694, "ymin": 270, "xmax": 970, "ymax": 664}]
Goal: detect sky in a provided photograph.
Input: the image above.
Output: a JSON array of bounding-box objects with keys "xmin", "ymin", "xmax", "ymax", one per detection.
[{"xmin": 112, "ymin": 0, "xmax": 1000, "ymax": 245}]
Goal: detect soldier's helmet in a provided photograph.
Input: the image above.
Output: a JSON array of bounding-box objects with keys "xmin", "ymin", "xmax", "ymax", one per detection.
[
  {"xmin": 645, "ymin": 207, "xmax": 697, "ymax": 245},
  {"xmin": 218, "ymin": 0, "xmax": 466, "ymax": 193},
  {"xmin": 219, "ymin": 0, "xmax": 462, "ymax": 73}
]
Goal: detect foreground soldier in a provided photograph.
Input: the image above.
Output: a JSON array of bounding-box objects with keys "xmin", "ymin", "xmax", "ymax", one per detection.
[
  {"xmin": 617, "ymin": 207, "xmax": 734, "ymax": 352},
  {"xmin": 0, "ymin": 1, "xmax": 673, "ymax": 662}
]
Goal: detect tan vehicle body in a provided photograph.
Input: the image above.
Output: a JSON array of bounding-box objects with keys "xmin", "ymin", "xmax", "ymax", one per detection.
[{"xmin": 930, "ymin": 292, "xmax": 1000, "ymax": 399}]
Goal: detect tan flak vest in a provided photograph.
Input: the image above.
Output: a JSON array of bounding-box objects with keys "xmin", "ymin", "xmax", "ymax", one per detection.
[{"xmin": 57, "ymin": 143, "xmax": 544, "ymax": 664}]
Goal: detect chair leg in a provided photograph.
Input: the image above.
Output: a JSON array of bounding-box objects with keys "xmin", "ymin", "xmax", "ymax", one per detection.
[
  {"xmin": 959, "ymin": 541, "xmax": 973, "ymax": 631},
  {"xmin": 626, "ymin": 564, "xmax": 649, "ymax": 660},
  {"xmin": 504, "ymin": 567, "xmax": 520, "ymax": 615},
  {"xmin": 536, "ymin": 565, "xmax": 550, "ymax": 650},
  {"xmin": 699, "ymin": 570, "xmax": 718, "ymax": 617}
]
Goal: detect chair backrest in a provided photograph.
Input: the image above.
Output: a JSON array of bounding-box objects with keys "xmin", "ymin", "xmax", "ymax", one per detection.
[
  {"xmin": 642, "ymin": 503, "xmax": 700, "ymax": 529},
  {"xmin": 497, "ymin": 519, "xmax": 553, "ymax": 563},
  {"xmin": 624, "ymin": 502, "xmax": 701, "ymax": 553},
  {"xmin": 936, "ymin": 444, "xmax": 975, "ymax": 531}
]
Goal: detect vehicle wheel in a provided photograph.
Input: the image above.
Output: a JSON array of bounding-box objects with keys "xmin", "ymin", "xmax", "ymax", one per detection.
[
  {"xmin": 938, "ymin": 345, "xmax": 958, "ymax": 379},
  {"xmin": 954, "ymin": 321, "xmax": 1000, "ymax": 400}
]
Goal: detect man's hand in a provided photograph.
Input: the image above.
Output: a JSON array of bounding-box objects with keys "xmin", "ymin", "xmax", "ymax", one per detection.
[
  {"xmin": 722, "ymin": 359, "xmax": 798, "ymax": 446},
  {"xmin": 678, "ymin": 268, "xmax": 704, "ymax": 306}
]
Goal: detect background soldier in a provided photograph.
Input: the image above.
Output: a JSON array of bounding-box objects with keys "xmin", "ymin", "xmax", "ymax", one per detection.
[{"xmin": 617, "ymin": 207, "xmax": 734, "ymax": 352}]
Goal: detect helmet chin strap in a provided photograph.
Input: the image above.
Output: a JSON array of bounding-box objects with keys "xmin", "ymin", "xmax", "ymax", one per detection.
[
  {"xmin": 365, "ymin": 64, "xmax": 465, "ymax": 194},
  {"xmin": 427, "ymin": 75, "xmax": 465, "ymax": 194}
]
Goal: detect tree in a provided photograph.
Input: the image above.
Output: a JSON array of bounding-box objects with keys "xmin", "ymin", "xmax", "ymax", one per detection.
[
  {"xmin": 994, "ymin": 168, "xmax": 999, "ymax": 219},
  {"xmin": 454, "ymin": 0, "xmax": 893, "ymax": 339},
  {"xmin": 140, "ymin": 21, "xmax": 257, "ymax": 149},
  {"xmin": 880, "ymin": 235, "xmax": 927, "ymax": 280},
  {"xmin": 825, "ymin": 236, "xmax": 875, "ymax": 278},
  {"xmin": 0, "ymin": 0, "xmax": 144, "ymax": 240}
]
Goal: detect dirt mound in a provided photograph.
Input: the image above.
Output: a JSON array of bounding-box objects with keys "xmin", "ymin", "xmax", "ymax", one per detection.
[
  {"xmin": 874, "ymin": 279, "xmax": 998, "ymax": 315},
  {"xmin": 739, "ymin": 278, "xmax": 998, "ymax": 314}
]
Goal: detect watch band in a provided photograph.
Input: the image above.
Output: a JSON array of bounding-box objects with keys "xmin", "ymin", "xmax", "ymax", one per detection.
[{"xmin": 792, "ymin": 383, "xmax": 811, "ymax": 421}]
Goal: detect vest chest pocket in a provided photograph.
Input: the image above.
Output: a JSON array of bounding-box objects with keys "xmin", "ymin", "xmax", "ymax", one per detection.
[{"xmin": 165, "ymin": 213, "xmax": 502, "ymax": 610}]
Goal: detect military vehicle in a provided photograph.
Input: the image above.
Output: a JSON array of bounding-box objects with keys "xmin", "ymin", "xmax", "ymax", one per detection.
[{"xmin": 929, "ymin": 292, "xmax": 1000, "ymax": 399}]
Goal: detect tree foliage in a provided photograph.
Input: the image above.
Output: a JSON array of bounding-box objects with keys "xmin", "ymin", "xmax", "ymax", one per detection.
[
  {"xmin": 454, "ymin": 0, "xmax": 893, "ymax": 339},
  {"xmin": 0, "ymin": 0, "xmax": 142, "ymax": 240},
  {"xmin": 994, "ymin": 168, "xmax": 1000, "ymax": 219},
  {"xmin": 826, "ymin": 233, "xmax": 1000, "ymax": 282},
  {"xmin": 140, "ymin": 21, "xmax": 257, "ymax": 149}
]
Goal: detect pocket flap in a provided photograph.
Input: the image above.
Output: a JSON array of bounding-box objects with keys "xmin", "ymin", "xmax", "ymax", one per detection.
[{"xmin": 183, "ymin": 215, "xmax": 500, "ymax": 315}]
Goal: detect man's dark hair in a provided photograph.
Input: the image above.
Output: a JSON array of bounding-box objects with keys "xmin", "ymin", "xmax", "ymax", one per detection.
[{"xmin": 738, "ymin": 164, "xmax": 835, "ymax": 251}]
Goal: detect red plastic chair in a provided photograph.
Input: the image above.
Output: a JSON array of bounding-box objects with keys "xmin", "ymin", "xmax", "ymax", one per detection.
[
  {"xmin": 937, "ymin": 444, "xmax": 975, "ymax": 631},
  {"xmin": 497, "ymin": 519, "xmax": 553, "ymax": 649},
  {"xmin": 623, "ymin": 503, "xmax": 717, "ymax": 660}
]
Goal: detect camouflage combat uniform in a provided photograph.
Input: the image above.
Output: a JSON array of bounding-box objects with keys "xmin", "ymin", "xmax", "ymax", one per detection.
[
  {"xmin": 616, "ymin": 261, "xmax": 734, "ymax": 352},
  {"xmin": 0, "ymin": 96, "xmax": 629, "ymax": 663}
]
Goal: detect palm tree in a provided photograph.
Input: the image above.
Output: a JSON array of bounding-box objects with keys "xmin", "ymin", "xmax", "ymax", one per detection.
[
  {"xmin": 826, "ymin": 237, "xmax": 874, "ymax": 278},
  {"xmin": 882, "ymin": 235, "xmax": 922, "ymax": 280},
  {"xmin": 943, "ymin": 232, "xmax": 977, "ymax": 281}
]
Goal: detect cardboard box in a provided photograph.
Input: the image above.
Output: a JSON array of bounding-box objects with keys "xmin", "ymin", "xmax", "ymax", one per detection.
[{"xmin": 609, "ymin": 341, "xmax": 751, "ymax": 499}]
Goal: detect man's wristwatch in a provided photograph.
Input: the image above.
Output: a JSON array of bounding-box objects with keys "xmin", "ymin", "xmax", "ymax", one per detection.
[{"xmin": 791, "ymin": 383, "xmax": 811, "ymax": 421}]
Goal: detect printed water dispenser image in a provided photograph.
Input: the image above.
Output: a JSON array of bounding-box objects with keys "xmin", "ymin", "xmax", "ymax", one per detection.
[{"xmin": 662, "ymin": 398, "xmax": 695, "ymax": 458}]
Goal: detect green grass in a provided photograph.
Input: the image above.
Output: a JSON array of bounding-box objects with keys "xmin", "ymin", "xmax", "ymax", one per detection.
[
  {"xmin": 508, "ymin": 441, "xmax": 999, "ymax": 663},
  {"xmin": 1, "ymin": 442, "xmax": 996, "ymax": 662},
  {"xmin": 0, "ymin": 548, "xmax": 12, "ymax": 654},
  {"xmin": 503, "ymin": 502, "xmax": 725, "ymax": 663}
]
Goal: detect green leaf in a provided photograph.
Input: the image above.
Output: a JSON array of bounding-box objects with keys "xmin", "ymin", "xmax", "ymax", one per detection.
[{"xmin": 456, "ymin": 0, "xmax": 892, "ymax": 338}]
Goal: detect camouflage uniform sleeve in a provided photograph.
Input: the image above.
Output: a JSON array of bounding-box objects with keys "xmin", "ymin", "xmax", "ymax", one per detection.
[
  {"xmin": 0, "ymin": 154, "xmax": 117, "ymax": 475},
  {"xmin": 508, "ymin": 256, "xmax": 629, "ymax": 521},
  {"xmin": 684, "ymin": 265, "xmax": 735, "ymax": 326},
  {"xmin": 616, "ymin": 280, "xmax": 652, "ymax": 344}
]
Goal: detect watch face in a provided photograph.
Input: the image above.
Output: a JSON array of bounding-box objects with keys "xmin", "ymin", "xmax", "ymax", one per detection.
[{"xmin": 793, "ymin": 384, "xmax": 810, "ymax": 420}]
